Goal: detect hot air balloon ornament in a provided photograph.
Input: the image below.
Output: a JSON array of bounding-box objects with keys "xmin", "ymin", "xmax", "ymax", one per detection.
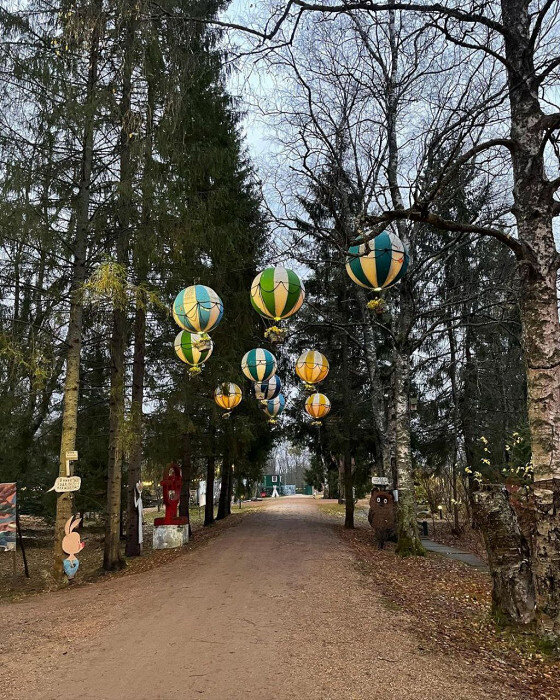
[
  {"xmin": 346, "ymin": 231, "xmax": 408, "ymax": 294},
  {"xmin": 214, "ymin": 382, "xmax": 242, "ymax": 419},
  {"xmin": 262, "ymin": 394, "xmax": 286, "ymax": 424},
  {"xmin": 250, "ymin": 266, "xmax": 305, "ymax": 342},
  {"xmin": 253, "ymin": 375, "xmax": 282, "ymax": 402},
  {"xmin": 174, "ymin": 331, "xmax": 213, "ymax": 375},
  {"xmin": 295, "ymin": 350, "xmax": 329, "ymax": 391},
  {"xmin": 241, "ymin": 348, "xmax": 277, "ymax": 383},
  {"xmin": 305, "ymin": 392, "xmax": 331, "ymax": 426},
  {"xmin": 173, "ymin": 285, "xmax": 223, "ymax": 334}
]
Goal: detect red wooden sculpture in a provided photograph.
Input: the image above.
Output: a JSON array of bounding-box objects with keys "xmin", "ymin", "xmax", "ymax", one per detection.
[{"xmin": 154, "ymin": 463, "xmax": 188, "ymax": 526}]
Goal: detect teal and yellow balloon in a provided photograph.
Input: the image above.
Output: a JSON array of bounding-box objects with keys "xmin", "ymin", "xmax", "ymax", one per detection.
[
  {"xmin": 346, "ymin": 231, "xmax": 408, "ymax": 291},
  {"xmin": 241, "ymin": 348, "xmax": 277, "ymax": 382},
  {"xmin": 262, "ymin": 394, "xmax": 286, "ymax": 422},
  {"xmin": 174, "ymin": 331, "xmax": 213, "ymax": 374},
  {"xmin": 250, "ymin": 266, "xmax": 305, "ymax": 322},
  {"xmin": 173, "ymin": 285, "xmax": 223, "ymax": 333}
]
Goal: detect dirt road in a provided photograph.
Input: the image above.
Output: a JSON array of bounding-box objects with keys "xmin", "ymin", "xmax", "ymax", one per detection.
[{"xmin": 1, "ymin": 497, "xmax": 512, "ymax": 700}]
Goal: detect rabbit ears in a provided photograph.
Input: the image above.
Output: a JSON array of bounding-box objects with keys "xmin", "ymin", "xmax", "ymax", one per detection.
[{"xmin": 64, "ymin": 513, "xmax": 82, "ymax": 535}]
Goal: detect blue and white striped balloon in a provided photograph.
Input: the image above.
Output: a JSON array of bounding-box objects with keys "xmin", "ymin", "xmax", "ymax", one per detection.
[
  {"xmin": 253, "ymin": 376, "xmax": 282, "ymax": 401},
  {"xmin": 262, "ymin": 394, "xmax": 286, "ymax": 419}
]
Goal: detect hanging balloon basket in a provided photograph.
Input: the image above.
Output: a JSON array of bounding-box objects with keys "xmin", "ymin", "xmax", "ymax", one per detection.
[
  {"xmin": 303, "ymin": 382, "xmax": 316, "ymax": 392},
  {"xmin": 193, "ymin": 333, "xmax": 212, "ymax": 351},
  {"xmin": 188, "ymin": 365, "xmax": 203, "ymax": 377},
  {"xmin": 264, "ymin": 326, "xmax": 288, "ymax": 344},
  {"xmin": 222, "ymin": 411, "xmax": 232, "ymax": 420},
  {"xmin": 367, "ymin": 297, "xmax": 387, "ymax": 316},
  {"xmin": 311, "ymin": 420, "xmax": 322, "ymax": 427},
  {"xmin": 268, "ymin": 418, "xmax": 278, "ymax": 425}
]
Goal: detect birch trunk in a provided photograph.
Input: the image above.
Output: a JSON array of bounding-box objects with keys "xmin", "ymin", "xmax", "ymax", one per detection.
[
  {"xmin": 394, "ymin": 348, "xmax": 425, "ymax": 556},
  {"xmin": 53, "ymin": 3, "xmax": 102, "ymax": 578},
  {"xmin": 472, "ymin": 486, "xmax": 535, "ymax": 624},
  {"xmin": 500, "ymin": 0, "xmax": 560, "ymax": 636},
  {"xmin": 356, "ymin": 287, "xmax": 391, "ymax": 477}
]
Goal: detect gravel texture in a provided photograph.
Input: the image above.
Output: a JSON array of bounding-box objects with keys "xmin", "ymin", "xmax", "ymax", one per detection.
[{"xmin": 0, "ymin": 497, "xmax": 514, "ymax": 699}]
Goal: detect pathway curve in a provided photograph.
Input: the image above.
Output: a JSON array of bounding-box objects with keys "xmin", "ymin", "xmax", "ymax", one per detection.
[
  {"xmin": 421, "ymin": 537, "xmax": 489, "ymax": 570},
  {"xmin": 1, "ymin": 497, "xmax": 513, "ymax": 700}
]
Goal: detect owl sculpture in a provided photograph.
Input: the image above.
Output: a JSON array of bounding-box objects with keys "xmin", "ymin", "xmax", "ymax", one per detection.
[{"xmin": 368, "ymin": 489, "xmax": 397, "ymax": 549}]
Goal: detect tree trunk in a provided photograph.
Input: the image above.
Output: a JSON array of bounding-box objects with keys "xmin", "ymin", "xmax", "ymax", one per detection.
[
  {"xmin": 180, "ymin": 414, "xmax": 192, "ymax": 535},
  {"xmin": 104, "ymin": 6, "xmax": 135, "ymax": 571},
  {"xmin": 204, "ymin": 454, "xmax": 215, "ymax": 526},
  {"xmin": 500, "ymin": 0, "xmax": 560, "ymax": 637},
  {"xmin": 124, "ymin": 73, "xmax": 153, "ymax": 558},
  {"xmin": 344, "ymin": 451, "xmax": 354, "ymax": 528},
  {"xmin": 217, "ymin": 422, "xmax": 232, "ymax": 521},
  {"xmin": 356, "ymin": 287, "xmax": 389, "ymax": 476},
  {"xmin": 125, "ymin": 289, "xmax": 146, "ymax": 557},
  {"xmin": 337, "ymin": 457, "xmax": 344, "ymax": 505},
  {"xmin": 216, "ymin": 458, "xmax": 230, "ymax": 520},
  {"xmin": 394, "ymin": 348, "xmax": 425, "ymax": 556},
  {"xmin": 472, "ymin": 485, "xmax": 535, "ymax": 624},
  {"xmin": 227, "ymin": 464, "xmax": 234, "ymax": 516},
  {"xmin": 446, "ymin": 316, "xmax": 462, "ymax": 535},
  {"xmin": 341, "ymin": 328, "xmax": 354, "ymax": 527},
  {"xmin": 53, "ymin": 3, "xmax": 102, "ymax": 579}
]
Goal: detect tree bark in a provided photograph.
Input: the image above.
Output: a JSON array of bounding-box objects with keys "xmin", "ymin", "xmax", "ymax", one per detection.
[
  {"xmin": 500, "ymin": 0, "xmax": 560, "ymax": 637},
  {"xmin": 341, "ymin": 328, "xmax": 354, "ymax": 528},
  {"xmin": 53, "ymin": 2, "xmax": 102, "ymax": 579},
  {"xmin": 124, "ymin": 71, "xmax": 153, "ymax": 558},
  {"xmin": 204, "ymin": 454, "xmax": 215, "ymax": 526},
  {"xmin": 180, "ymin": 407, "xmax": 193, "ymax": 535},
  {"xmin": 356, "ymin": 287, "xmax": 390, "ymax": 477},
  {"xmin": 472, "ymin": 485, "xmax": 535, "ymax": 624},
  {"xmin": 125, "ymin": 289, "xmax": 146, "ymax": 557},
  {"xmin": 394, "ymin": 348, "xmax": 425, "ymax": 556},
  {"xmin": 217, "ymin": 422, "xmax": 232, "ymax": 520},
  {"xmin": 104, "ymin": 5, "xmax": 135, "ymax": 571},
  {"xmin": 216, "ymin": 458, "xmax": 230, "ymax": 520}
]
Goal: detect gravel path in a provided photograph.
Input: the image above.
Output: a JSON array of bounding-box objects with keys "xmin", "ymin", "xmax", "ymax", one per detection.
[{"xmin": 0, "ymin": 497, "xmax": 511, "ymax": 700}]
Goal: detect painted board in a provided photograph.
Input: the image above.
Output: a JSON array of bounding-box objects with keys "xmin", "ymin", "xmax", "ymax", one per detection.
[{"xmin": 0, "ymin": 483, "xmax": 16, "ymax": 552}]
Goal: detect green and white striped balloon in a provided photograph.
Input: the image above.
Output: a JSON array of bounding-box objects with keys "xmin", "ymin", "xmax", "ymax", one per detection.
[
  {"xmin": 174, "ymin": 331, "xmax": 213, "ymax": 368},
  {"xmin": 250, "ymin": 266, "xmax": 305, "ymax": 321}
]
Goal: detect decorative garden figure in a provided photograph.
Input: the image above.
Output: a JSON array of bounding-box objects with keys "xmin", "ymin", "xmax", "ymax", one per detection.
[
  {"xmin": 154, "ymin": 464, "xmax": 188, "ymax": 526},
  {"xmin": 62, "ymin": 514, "xmax": 84, "ymax": 580}
]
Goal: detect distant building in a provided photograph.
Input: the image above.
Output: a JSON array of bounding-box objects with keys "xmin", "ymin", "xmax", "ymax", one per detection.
[{"xmin": 261, "ymin": 474, "xmax": 283, "ymax": 497}]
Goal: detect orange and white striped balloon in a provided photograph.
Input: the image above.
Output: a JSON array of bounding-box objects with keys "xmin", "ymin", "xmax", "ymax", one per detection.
[
  {"xmin": 214, "ymin": 382, "xmax": 242, "ymax": 412},
  {"xmin": 295, "ymin": 350, "xmax": 329, "ymax": 386},
  {"xmin": 305, "ymin": 392, "xmax": 331, "ymax": 421}
]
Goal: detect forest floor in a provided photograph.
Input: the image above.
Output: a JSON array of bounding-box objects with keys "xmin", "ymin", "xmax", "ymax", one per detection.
[{"xmin": 1, "ymin": 496, "xmax": 559, "ymax": 700}]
